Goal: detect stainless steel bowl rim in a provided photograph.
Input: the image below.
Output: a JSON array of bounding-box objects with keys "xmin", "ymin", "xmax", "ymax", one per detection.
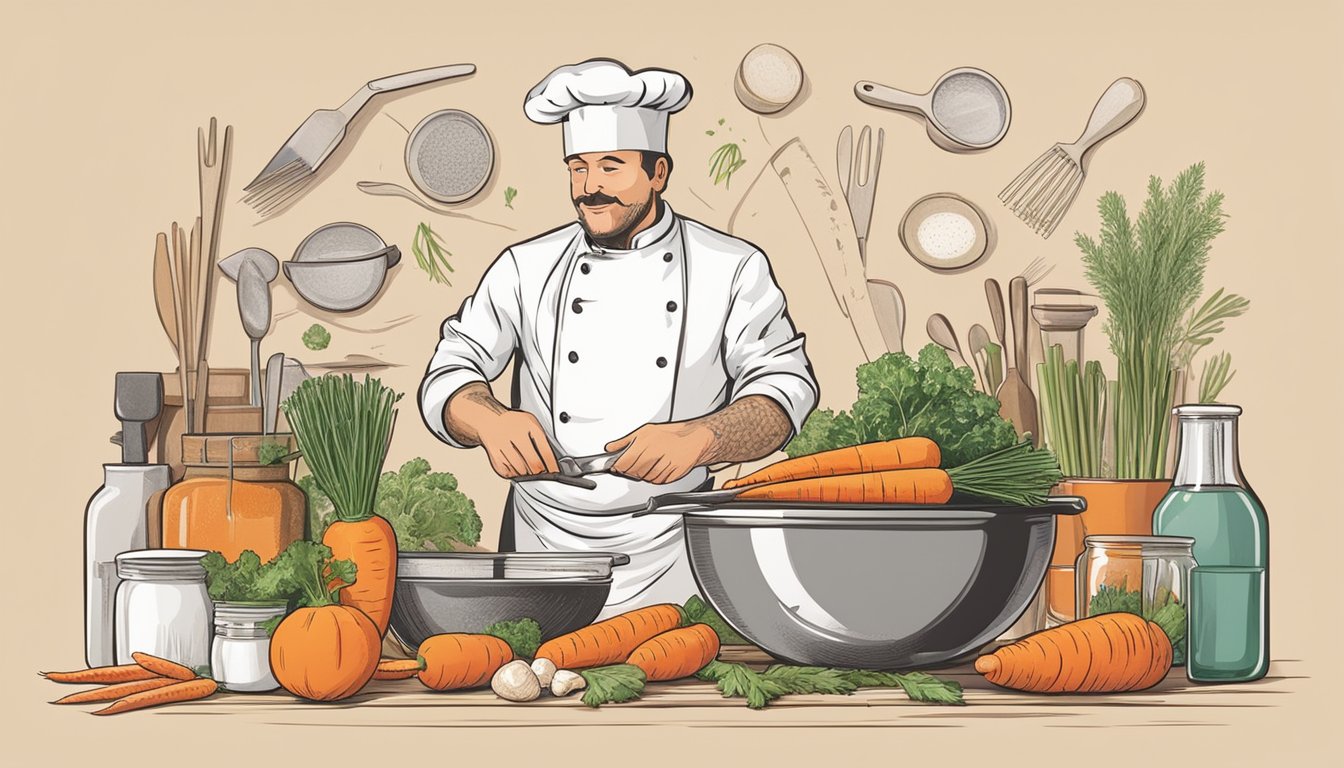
[
  {"xmin": 397, "ymin": 551, "xmax": 631, "ymax": 580},
  {"xmin": 396, "ymin": 576, "xmax": 614, "ymax": 586}
]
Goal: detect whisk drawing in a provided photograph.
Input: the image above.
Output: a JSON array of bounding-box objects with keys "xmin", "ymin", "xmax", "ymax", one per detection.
[{"xmin": 999, "ymin": 77, "xmax": 1147, "ymax": 238}]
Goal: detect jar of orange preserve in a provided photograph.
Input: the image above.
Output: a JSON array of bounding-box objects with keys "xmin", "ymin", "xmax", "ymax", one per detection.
[{"xmin": 156, "ymin": 434, "xmax": 306, "ymax": 562}]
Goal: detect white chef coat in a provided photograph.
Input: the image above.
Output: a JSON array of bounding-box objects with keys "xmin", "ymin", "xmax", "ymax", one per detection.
[{"xmin": 419, "ymin": 204, "xmax": 817, "ymax": 617}]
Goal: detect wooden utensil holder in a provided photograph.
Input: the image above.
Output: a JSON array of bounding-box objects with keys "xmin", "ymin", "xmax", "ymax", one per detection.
[{"xmin": 146, "ymin": 368, "xmax": 258, "ymax": 481}]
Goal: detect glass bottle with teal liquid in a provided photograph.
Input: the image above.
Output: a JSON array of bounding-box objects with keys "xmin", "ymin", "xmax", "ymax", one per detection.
[{"xmin": 1152, "ymin": 405, "xmax": 1268, "ymax": 682}]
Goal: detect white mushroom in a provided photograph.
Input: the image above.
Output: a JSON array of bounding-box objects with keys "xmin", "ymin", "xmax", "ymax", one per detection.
[
  {"xmin": 530, "ymin": 658, "xmax": 557, "ymax": 688},
  {"xmin": 491, "ymin": 660, "xmax": 541, "ymax": 702},
  {"xmin": 551, "ymin": 669, "xmax": 587, "ymax": 697}
]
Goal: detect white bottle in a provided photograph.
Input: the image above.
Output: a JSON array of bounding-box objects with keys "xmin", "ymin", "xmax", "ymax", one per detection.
[
  {"xmin": 85, "ymin": 372, "xmax": 169, "ymax": 668},
  {"xmin": 85, "ymin": 465, "xmax": 170, "ymax": 667}
]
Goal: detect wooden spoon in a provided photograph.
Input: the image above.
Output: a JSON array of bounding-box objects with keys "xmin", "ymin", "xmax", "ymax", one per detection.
[
  {"xmin": 985, "ymin": 278, "xmax": 1010, "ymax": 367},
  {"xmin": 967, "ymin": 323, "xmax": 992, "ymax": 393},
  {"xmin": 152, "ymin": 233, "xmax": 179, "ymax": 354},
  {"xmin": 926, "ymin": 313, "xmax": 970, "ymax": 370},
  {"xmin": 998, "ymin": 277, "xmax": 1040, "ymax": 444}
]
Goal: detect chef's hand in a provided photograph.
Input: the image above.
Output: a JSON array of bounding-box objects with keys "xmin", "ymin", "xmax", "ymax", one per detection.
[
  {"xmin": 445, "ymin": 383, "xmax": 559, "ymax": 478},
  {"xmin": 477, "ymin": 409, "xmax": 561, "ymax": 478},
  {"xmin": 606, "ymin": 422, "xmax": 713, "ymax": 485}
]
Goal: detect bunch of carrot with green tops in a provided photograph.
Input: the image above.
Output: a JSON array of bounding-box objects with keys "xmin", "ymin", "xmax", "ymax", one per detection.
[
  {"xmin": 42, "ymin": 652, "xmax": 218, "ymax": 715},
  {"xmin": 722, "ymin": 435, "xmax": 1062, "ymax": 507}
]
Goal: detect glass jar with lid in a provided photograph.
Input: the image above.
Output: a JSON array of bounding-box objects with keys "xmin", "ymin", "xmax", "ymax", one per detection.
[
  {"xmin": 211, "ymin": 602, "xmax": 289, "ymax": 692},
  {"xmin": 114, "ymin": 549, "xmax": 213, "ymax": 668},
  {"xmin": 1075, "ymin": 535, "xmax": 1196, "ymax": 664},
  {"xmin": 153, "ymin": 434, "xmax": 306, "ymax": 562}
]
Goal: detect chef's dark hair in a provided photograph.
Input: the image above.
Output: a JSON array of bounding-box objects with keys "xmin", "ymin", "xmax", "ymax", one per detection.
[{"xmin": 640, "ymin": 151, "xmax": 673, "ymax": 183}]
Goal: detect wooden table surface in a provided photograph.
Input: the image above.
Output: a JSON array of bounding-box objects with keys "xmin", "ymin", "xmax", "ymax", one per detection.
[{"xmin": 151, "ymin": 646, "xmax": 1302, "ymax": 729}]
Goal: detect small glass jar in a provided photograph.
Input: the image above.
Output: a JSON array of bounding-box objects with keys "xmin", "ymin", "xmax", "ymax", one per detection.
[
  {"xmin": 114, "ymin": 549, "xmax": 213, "ymax": 668},
  {"xmin": 1076, "ymin": 535, "xmax": 1196, "ymax": 664},
  {"xmin": 157, "ymin": 434, "xmax": 306, "ymax": 562},
  {"xmin": 211, "ymin": 602, "xmax": 289, "ymax": 692}
]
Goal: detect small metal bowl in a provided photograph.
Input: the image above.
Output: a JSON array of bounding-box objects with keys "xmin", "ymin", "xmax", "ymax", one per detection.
[
  {"xmin": 284, "ymin": 222, "xmax": 401, "ymax": 312},
  {"xmin": 389, "ymin": 552, "xmax": 630, "ymax": 648}
]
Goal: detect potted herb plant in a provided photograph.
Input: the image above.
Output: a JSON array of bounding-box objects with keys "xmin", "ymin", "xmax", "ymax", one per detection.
[{"xmin": 1037, "ymin": 162, "xmax": 1247, "ymax": 623}]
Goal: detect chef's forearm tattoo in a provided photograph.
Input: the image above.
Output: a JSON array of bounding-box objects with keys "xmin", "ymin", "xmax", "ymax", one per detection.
[
  {"xmin": 444, "ymin": 382, "xmax": 506, "ymax": 446},
  {"xmin": 695, "ymin": 395, "xmax": 793, "ymax": 465}
]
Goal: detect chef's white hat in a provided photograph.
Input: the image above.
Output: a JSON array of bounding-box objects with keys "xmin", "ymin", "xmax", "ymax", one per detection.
[{"xmin": 524, "ymin": 59, "xmax": 692, "ymax": 156}]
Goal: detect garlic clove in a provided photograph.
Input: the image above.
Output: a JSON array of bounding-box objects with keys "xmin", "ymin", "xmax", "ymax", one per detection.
[
  {"xmin": 530, "ymin": 658, "xmax": 557, "ymax": 688},
  {"xmin": 551, "ymin": 669, "xmax": 587, "ymax": 697},
  {"xmin": 491, "ymin": 660, "xmax": 541, "ymax": 702}
]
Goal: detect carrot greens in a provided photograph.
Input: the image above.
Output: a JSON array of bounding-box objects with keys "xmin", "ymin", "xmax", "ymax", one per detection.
[
  {"xmin": 696, "ymin": 661, "xmax": 964, "ymax": 709},
  {"xmin": 579, "ymin": 664, "xmax": 646, "ymax": 708},
  {"xmin": 282, "ymin": 374, "xmax": 401, "ymax": 524}
]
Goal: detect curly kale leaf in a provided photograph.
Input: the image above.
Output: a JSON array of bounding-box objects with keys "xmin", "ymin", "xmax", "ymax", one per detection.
[
  {"xmin": 484, "ymin": 617, "xmax": 542, "ymax": 659},
  {"xmin": 302, "ymin": 323, "xmax": 331, "ymax": 351},
  {"xmin": 786, "ymin": 345, "xmax": 1017, "ymax": 467},
  {"xmin": 374, "ymin": 458, "xmax": 483, "ymax": 552}
]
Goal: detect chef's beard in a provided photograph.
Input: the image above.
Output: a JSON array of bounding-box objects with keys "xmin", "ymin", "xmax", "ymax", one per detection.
[{"xmin": 574, "ymin": 191, "xmax": 657, "ymax": 249}]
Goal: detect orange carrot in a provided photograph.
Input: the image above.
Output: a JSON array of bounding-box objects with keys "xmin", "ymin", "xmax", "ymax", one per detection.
[
  {"xmin": 42, "ymin": 664, "xmax": 160, "ymax": 685},
  {"xmin": 131, "ymin": 652, "xmax": 196, "ymax": 681},
  {"xmin": 974, "ymin": 613, "xmax": 1173, "ymax": 694},
  {"xmin": 374, "ymin": 659, "xmax": 423, "ymax": 681},
  {"xmin": 324, "ymin": 515, "xmax": 398, "ymax": 636},
  {"xmin": 535, "ymin": 604, "xmax": 684, "ymax": 669},
  {"xmin": 271, "ymin": 604, "xmax": 381, "ymax": 702},
  {"xmin": 735, "ymin": 468, "xmax": 953, "ymax": 504},
  {"xmin": 627, "ymin": 624, "xmax": 721, "ymax": 682},
  {"xmin": 724, "ymin": 438, "xmax": 941, "ymax": 489},
  {"xmin": 53, "ymin": 677, "xmax": 179, "ymax": 704},
  {"xmin": 416, "ymin": 634, "xmax": 513, "ymax": 691},
  {"xmin": 92, "ymin": 678, "xmax": 218, "ymax": 715}
]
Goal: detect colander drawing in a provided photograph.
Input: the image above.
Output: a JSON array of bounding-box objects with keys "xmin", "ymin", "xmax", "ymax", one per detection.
[{"xmin": 405, "ymin": 109, "xmax": 495, "ymax": 204}]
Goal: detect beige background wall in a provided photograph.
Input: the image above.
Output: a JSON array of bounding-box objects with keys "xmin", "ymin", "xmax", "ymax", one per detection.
[{"xmin": 2, "ymin": 0, "xmax": 1339, "ymax": 762}]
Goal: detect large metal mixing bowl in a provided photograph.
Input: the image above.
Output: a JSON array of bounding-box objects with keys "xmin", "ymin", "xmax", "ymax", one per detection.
[
  {"xmin": 656, "ymin": 497, "xmax": 1083, "ymax": 669},
  {"xmin": 390, "ymin": 552, "xmax": 629, "ymax": 649}
]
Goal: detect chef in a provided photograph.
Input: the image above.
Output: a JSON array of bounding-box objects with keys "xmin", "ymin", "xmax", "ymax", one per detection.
[{"xmin": 418, "ymin": 59, "xmax": 818, "ymax": 617}]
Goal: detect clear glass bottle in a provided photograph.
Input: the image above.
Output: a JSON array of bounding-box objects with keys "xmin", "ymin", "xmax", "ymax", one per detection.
[
  {"xmin": 114, "ymin": 549, "xmax": 213, "ymax": 669},
  {"xmin": 211, "ymin": 602, "xmax": 288, "ymax": 692},
  {"xmin": 1075, "ymin": 535, "xmax": 1196, "ymax": 664},
  {"xmin": 1152, "ymin": 405, "xmax": 1268, "ymax": 682}
]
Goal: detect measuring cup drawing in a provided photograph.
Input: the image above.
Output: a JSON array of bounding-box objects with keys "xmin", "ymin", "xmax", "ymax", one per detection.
[{"xmin": 855, "ymin": 67, "xmax": 1011, "ymax": 152}]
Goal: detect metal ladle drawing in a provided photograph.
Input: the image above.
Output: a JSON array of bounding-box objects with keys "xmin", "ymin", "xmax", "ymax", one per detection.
[
  {"xmin": 219, "ymin": 248, "xmax": 279, "ymax": 407},
  {"xmin": 356, "ymin": 181, "xmax": 516, "ymax": 231},
  {"xmin": 854, "ymin": 67, "xmax": 1011, "ymax": 152},
  {"xmin": 237, "ymin": 260, "xmax": 272, "ymax": 408}
]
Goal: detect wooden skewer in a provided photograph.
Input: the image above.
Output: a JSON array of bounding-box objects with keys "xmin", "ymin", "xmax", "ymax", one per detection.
[
  {"xmin": 189, "ymin": 217, "xmax": 208, "ymax": 433},
  {"xmin": 167, "ymin": 222, "xmax": 191, "ymax": 429},
  {"xmin": 194, "ymin": 119, "xmax": 232, "ymax": 430}
]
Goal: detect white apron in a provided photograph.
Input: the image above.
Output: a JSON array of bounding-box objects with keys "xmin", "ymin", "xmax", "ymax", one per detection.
[
  {"xmin": 513, "ymin": 215, "xmax": 701, "ymax": 618},
  {"xmin": 420, "ymin": 205, "xmax": 818, "ymax": 618}
]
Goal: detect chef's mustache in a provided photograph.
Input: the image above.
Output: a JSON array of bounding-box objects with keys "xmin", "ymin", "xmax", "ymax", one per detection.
[{"xmin": 573, "ymin": 192, "xmax": 627, "ymax": 207}]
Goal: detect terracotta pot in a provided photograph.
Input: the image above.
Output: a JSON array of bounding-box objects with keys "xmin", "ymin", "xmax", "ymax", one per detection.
[{"xmin": 1045, "ymin": 479, "xmax": 1172, "ymax": 625}]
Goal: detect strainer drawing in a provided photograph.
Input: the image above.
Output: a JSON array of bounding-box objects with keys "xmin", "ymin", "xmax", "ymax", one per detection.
[
  {"xmin": 405, "ymin": 109, "xmax": 495, "ymax": 204},
  {"xmin": 854, "ymin": 67, "xmax": 1011, "ymax": 152}
]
